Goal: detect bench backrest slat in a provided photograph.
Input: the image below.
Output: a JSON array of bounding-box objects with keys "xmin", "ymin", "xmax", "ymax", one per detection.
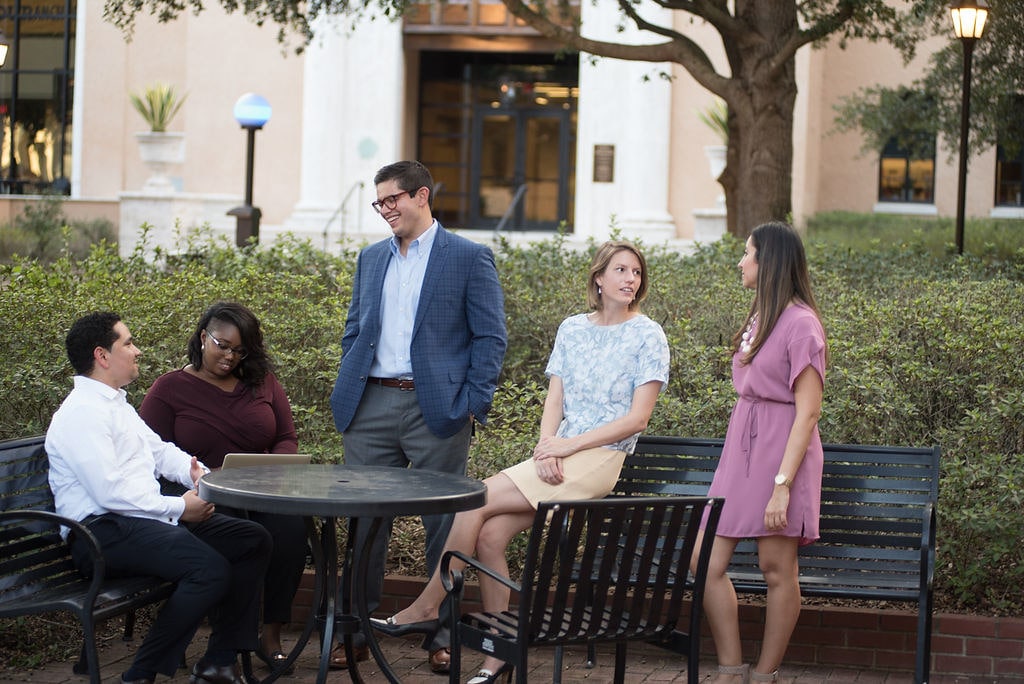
[
  {"xmin": 614, "ymin": 436, "xmax": 939, "ymax": 590},
  {"xmin": 0, "ymin": 436, "xmax": 79, "ymax": 604},
  {"xmin": 0, "ymin": 435, "xmax": 54, "ymax": 515},
  {"xmin": 520, "ymin": 496, "xmax": 721, "ymax": 644}
]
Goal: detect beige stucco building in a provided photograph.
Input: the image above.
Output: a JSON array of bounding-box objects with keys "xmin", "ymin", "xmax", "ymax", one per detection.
[{"xmin": 0, "ymin": 0, "xmax": 1017, "ymax": 252}]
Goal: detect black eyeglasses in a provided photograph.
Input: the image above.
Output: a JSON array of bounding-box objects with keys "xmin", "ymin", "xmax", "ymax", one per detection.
[
  {"xmin": 204, "ymin": 329, "xmax": 248, "ymax": 359},
  {"xmin": 371, "ymin": 189, "xmax": 416, "ymax": 214}
]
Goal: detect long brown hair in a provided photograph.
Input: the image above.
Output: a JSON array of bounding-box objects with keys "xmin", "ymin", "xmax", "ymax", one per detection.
[{"xmin": 732, "ymin": 221, "xmax": 825, "ymax": 362}]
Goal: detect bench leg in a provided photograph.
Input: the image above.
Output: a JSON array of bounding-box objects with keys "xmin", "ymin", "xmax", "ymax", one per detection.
[
  {"xmin": 123, "ymin": 608, "xmax": 136, "ymax": 640},
  {"xmin": 72, "ymin": 616, "xmax": 102, "ymax": 684},
  {"xmin": 613, "ymin": 643, "xmax": 627, "ymax": 684},
  {"xmin": 916, "ymin": 595, "xmax": 933, "ymax": 683}
]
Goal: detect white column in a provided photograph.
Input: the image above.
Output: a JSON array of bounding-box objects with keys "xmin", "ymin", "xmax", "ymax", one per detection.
[
  {"xmin": 574, "ymin": 2, "xmax": 676, "ymax": 243},
  {"xmin": 70, "ymin": 0, "xmax": 88, "ymax": 197},
  {"xmin": 286, "ymin": 14, "xmax": 404, "ymax": 248}
]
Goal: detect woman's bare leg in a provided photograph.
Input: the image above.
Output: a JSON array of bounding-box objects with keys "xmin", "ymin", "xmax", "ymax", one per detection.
[
  {"xmin": 753, "ymin": 535, "xmax": 800, "ymax": 677},
  {"xmin": 694, "ymin": 534, "xmax": 745, "ymax": 684},
  {"xmin": 389, "ymin": 473, "xmax": 534, "ymax": 624},
  {"xmin": 471, "ymin": 504, "xmax": 534, "ymax": 676},
  {"xmin": 475, "ymin": 508, "xmax": 533, "ymax": 611}
]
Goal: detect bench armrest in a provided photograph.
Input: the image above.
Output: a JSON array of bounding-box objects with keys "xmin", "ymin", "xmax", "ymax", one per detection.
[
  {"xmin": 0, "ymin": 509, "xmax": 108, "ymax": 603},
  {"xmin": 920, "ymin": 501, "xmax": 936, "ymax": 591},
  {"xmin": 440, "ymin": 549, "xmax": 522, "ymax": 597}
]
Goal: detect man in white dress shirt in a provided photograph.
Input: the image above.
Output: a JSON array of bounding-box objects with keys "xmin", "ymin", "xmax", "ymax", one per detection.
[{"xmin": 45, "ymin": 312, "xmax": 272, "ymax": 684}]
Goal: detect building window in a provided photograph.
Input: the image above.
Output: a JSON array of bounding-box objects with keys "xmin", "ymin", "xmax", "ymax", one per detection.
[
  {"xmin": 995, "ymin": 96, "xmax": 1024, "ymax": 207},
  {"xmin": 995, "ymin": 146, "xmax": 1023, "ymax": 207},
  {"xmin": 0, "ymin": 0, "xmax": 76, "ymax": 195},
  {"xmin": 878, "ymin": 136, "xmax": 935, "ymax": 203}
]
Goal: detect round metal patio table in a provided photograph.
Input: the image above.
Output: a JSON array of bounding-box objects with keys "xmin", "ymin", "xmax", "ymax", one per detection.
[{"xmin": 199, "ymin": 464, "xmax": 486, "ymax": 684}]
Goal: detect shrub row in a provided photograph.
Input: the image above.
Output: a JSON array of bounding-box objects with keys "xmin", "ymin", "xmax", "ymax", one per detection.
[{"xmin": 0, "ymin": 226, "xmax": 1021, "ymax": 614}]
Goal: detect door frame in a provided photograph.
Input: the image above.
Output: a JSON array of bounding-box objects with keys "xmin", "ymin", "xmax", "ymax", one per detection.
[{"xmin": 469, "ymin": 104, "xmax": 574, "ymax": 231}]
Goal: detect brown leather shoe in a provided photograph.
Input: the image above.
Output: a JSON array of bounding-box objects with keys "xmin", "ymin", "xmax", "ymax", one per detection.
[
  {"xmin": 428, "ymin": 647, "xmax": 451, "ymax": 674},
  {"xmin": 329, "ymin": 643, "xmax": 369, "ymax": 670}
]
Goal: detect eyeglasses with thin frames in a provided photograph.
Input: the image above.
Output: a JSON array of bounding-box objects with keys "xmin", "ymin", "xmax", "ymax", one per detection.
[
  {"xmin": 204, "ymin": 329, "xmax": 248, "ymax": 359},
  {"xmin": 371, "ymin": 189, "xmax": 416, "ymax": 214}
]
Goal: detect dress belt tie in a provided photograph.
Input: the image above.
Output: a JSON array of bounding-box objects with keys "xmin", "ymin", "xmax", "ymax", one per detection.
[
  {"xmin": 740, "ymin": 399, "xmax": 759, "ymax": 477},
  {"xmin": 367, "ymin": 377, "xmax": 415, "ymax": 391}
]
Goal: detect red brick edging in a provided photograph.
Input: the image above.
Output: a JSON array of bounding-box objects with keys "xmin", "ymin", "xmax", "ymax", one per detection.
[{"xmin": 291, "ymin": 571, "xmax": 1024, "ymax": 680}]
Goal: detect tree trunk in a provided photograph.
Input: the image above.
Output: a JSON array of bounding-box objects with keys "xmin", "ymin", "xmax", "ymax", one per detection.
[{"xmin": 720, "ymin": 2, "xmax": 799, "ymax": 238}]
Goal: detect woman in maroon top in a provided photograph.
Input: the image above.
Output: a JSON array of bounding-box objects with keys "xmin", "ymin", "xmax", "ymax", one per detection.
[{"xmin": 140, "ymin": 301, "xmax": 304, "ymax": 670}]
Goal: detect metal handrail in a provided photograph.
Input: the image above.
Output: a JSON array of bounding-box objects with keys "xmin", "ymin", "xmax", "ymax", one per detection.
[
  {"xmin": 323, "ymin": 181, "xmax": 364, "ymax": 249},
  {"xmin": 493, "ymin": 183, "xmax": 528, "ymax": 237}
]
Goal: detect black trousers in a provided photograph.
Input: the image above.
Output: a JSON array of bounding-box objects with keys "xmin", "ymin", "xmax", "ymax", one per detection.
[
  {"xmin": 218, "ymin": 505, "xmax": 308, "ymax": 625},
  {"xmin": 69, "ymin": 512, "xmax": 272, "ymax": 677}
]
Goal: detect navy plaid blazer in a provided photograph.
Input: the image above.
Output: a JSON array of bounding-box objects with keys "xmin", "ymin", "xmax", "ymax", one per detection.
[{"xmin": 329, "ymin": 226, "xmax": 507, "ymax": 439}]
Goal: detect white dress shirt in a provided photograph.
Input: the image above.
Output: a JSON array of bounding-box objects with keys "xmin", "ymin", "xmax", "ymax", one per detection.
[
  {"xmin": 45, "ymin": 375, "xmax": 203, "ymax": 537},
  {"xmin": 369, "ymin": 221, "xmax": 437, "ymax": 379}
]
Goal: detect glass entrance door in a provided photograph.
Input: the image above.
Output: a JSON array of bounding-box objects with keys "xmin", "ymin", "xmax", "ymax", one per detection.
[{"xmin": 471, "ymin": 107, "xmax": 574, "ymax": 231}]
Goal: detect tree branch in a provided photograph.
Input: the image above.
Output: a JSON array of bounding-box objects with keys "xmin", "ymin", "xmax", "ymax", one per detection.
[
  {"xmin": 768, "ymin": 1, "xmax": 857, "ymax": 77},
  {"xmin": 501, "ymin": 0, "xmax": 729, "ymax": 95}
]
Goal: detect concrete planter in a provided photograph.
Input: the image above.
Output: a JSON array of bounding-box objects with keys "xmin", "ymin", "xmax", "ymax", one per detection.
[{"xmin": 135, "ymin": 132, "xmax": 185, "ymax": 193}]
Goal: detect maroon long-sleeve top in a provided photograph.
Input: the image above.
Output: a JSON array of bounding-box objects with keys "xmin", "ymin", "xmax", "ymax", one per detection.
[{"xmin": 139, "ymin": 368, "xmax": 298, "ymax": 469}]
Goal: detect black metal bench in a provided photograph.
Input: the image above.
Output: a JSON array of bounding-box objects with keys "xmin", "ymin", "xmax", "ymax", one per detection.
[
  {"xmin": 0, "ymin": 435, "xmax": 176, "ymax": 684},
  {"xmin": 604, "ymin": 435, "xmax": 939, "ymax": 684}
]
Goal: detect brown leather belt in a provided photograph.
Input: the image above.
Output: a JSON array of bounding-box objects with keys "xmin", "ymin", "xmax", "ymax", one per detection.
[{"xmin": 367, "ymin": 377, "xmax": 415, "ymax": 391}]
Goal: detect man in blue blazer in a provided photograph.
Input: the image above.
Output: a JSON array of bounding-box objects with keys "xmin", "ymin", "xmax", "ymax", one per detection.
[{"xmin": 329, "ymin": 161, "xmax": 507, "ymax": 672}]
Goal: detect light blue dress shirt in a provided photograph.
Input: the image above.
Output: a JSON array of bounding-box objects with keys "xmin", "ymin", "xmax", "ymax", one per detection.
[{"xmin": 369, "ymin": 221, "xmax": 438, "ymax": 379}]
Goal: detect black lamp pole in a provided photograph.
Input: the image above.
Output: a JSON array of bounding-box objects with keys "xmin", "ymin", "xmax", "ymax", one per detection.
[
  {"xmin": 950, "ymin": 0, "xmax": 990, "ymax": 256},
  {"xmin": 243, "ymin": 125, "xmax": 257, "ymax": 206},
  {"xmin": 227, "ymin": 93, "xmax": 271, "ymax": 247},
  {"xmin": 228, "ymin": 125, "xmax": 262, "ymax": 247},
  {"xmin": 954, "ymin": 37, "xmax": 975, "ymax": 256}
]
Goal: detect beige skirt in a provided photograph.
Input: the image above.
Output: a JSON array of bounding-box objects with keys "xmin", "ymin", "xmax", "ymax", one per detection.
[{"xmin": 502, "ymin": 446, "xmax": 627, "ymax": 509}]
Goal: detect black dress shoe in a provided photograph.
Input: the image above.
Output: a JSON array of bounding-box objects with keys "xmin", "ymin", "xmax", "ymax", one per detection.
[
  {"xmin": 188, "ymin": 660, "xmax": 244, "ymax": 684},
  {"xmin": 121, "ymin": 677, "xmax": 155, "ymax": 684},
  {"xmin": 369, "ymin": 615, "xmax": 440, "ymax": 637}
]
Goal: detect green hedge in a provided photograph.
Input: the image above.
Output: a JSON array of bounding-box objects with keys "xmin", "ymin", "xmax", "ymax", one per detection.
[{"xmin": 1, "ymin": 226, "xmax": 1021, "ymax": 615}]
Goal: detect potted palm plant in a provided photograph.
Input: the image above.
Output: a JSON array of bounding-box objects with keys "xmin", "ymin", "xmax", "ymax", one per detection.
[
  {"xmin": 698, "ymin": 98, "xmax": 728, "ymax": 208},
  {"xmin": 131, "ymin": 82, "xmax": 187, "ymax": 192}
]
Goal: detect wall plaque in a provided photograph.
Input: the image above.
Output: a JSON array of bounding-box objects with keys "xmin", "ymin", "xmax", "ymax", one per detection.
[{"xmin": 593, "ymin": 144, "xmax": 615, "ymax": 183}]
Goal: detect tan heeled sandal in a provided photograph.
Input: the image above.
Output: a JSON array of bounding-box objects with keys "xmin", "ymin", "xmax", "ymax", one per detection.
[
  {"xmin": 710, "ymin": 663, "xmax": 749, "ymax": 683},
  {"xmin": 749, "ymin": 669, "xmax": 779, "ymax": 682}
]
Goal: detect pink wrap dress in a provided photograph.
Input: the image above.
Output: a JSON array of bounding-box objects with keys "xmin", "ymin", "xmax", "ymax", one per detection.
[{"xmin": 708, "ymin": 303, "xmax": 827, "ymax": 545}]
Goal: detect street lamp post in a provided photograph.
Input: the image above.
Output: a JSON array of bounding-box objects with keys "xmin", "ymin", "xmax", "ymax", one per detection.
[
  {"xmin": 949, "ymin": 0, "xmax": 990, "ymax": 255},
  {"xmin": 227, "ymin": 93, "xmax": 271, "ymax": 247}
]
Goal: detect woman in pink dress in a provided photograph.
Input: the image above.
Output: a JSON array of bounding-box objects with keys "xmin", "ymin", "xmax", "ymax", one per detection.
[{"xmin": 701, "ymin": 221, "xmax": 827, "ymax": 683}]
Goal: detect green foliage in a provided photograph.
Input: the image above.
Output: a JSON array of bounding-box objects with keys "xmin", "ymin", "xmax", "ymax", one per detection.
[
  {"xmin": 697, "ymin": 98, "xmax": 729, "ymax": 144},
  {"xmin": 129, "ymin": 82, "xmax": 187, "ymax": 132},
  {"xmin": 832, "ymin": 86, "xmax": 938, "ymax": 158},
  {"xmin": 806, "ymin": 210, "xmax": 1024, "ymax": 272},
  {"xmin": 0, "ymin": 196, "xmax": 116, "ymax": 263},
  {"xmin": 831, "ymin": 0, "xmax": 1024, "ymax": 164},
  {"xmin": 1, "ymin": 218, "xmax": 1022, "ymax": 614}
]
